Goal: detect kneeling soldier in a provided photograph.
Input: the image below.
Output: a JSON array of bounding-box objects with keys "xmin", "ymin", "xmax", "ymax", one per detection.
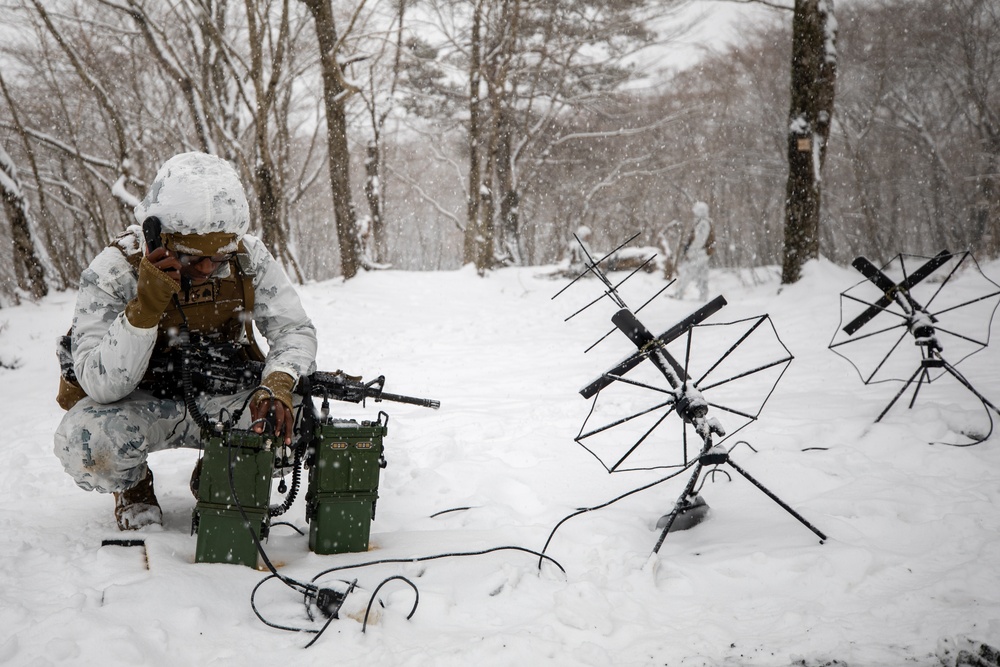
[{"xmin": 54, "ymin": 152, "xmax": 317, "ymax": 531}]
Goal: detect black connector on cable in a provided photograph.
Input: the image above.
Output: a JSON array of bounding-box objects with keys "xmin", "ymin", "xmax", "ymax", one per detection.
[{"xmin": 315, "ymin": 580, "xmax": 356, "ymax": 619}]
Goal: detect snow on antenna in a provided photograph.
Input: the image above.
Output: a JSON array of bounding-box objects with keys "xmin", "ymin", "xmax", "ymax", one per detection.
[{"xmin": 552, "ymin": 234, "xmax": 825, "ymax": 555}]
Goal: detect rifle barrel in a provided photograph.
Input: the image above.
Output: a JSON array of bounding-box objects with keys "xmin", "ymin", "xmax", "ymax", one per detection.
[{"xmin": 373, "ymin": 390, "xmax": 441, "ymax": 410}]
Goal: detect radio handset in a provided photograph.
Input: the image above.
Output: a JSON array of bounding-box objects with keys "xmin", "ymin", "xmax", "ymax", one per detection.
[
  {"xmin": 142, "ymin": 216, "xmax": 163, "ymax": 252},
  {"xmin": 141, "ymin": 216, "xmax": 190, "ymax": 291}
]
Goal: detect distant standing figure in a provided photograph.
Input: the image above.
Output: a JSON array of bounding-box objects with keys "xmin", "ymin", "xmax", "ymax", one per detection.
[{"xmin": 673, "ymin": 202, "xmax": 714, "ymax": 301}]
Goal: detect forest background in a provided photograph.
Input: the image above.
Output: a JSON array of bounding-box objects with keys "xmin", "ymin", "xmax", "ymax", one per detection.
[{"xmin": 0, "ymin": 0, "xmax": 998, "ymax": 305}]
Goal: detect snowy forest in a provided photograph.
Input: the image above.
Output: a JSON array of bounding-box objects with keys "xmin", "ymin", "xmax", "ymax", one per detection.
[
  {"xmin": 0, "ymin": 0, "xmax": 998, "ymax": 303},
  {"xmin": 3, "ymin": 3, "xmax": 1000, "ymax": 663}
]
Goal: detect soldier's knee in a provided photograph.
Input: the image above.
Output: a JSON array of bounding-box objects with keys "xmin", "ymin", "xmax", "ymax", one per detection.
[{"xmin": 53, "ymin": 402, "xmax": 148, "ymax": 493}]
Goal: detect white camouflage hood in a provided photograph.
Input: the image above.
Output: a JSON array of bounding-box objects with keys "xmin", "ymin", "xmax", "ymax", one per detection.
[{"xmin": 133, "ymin": 152, "xmax": 249, "ymax": 251}]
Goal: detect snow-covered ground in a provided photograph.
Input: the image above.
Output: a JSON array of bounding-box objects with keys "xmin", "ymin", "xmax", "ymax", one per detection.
[{"xmin": 1, "ymin": 257, "xmax": 998, "ymax": 666}]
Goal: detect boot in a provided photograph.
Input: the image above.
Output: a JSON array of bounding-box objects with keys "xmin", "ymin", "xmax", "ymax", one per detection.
[{"xmin": 114, "ymin": 467, "xmax": 162, "ymax": 531}]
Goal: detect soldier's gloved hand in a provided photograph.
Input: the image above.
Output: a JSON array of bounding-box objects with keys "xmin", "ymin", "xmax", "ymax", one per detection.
[
  {"xmin": 125, "ymin": 250, "xmax": 181, "ymax": 329},
  {"xmin": 251, "ymin": 371, "xmax": 296, "ymax": 445}
]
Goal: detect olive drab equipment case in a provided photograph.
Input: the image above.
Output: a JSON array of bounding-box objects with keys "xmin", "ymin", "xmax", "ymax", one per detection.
[
  {"xmin": 192, "ymin": 429, "xmax": 275, "ymax": 568},
  {"xmin": 192, "ymin": 414, "xmax": 389, "ymax": 566},
  {"xmin": 305, "ymin": 416, "xmax": 388, "ymax": 555}
]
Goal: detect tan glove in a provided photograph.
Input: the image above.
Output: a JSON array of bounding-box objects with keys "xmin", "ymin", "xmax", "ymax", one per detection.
[
  {"xmin": 125, "ymin": 256, "xmax": 180, "ymax": 329},
  {"xmin": 251, "ymin": 371, "xmax": 296, "ymax": 412}
]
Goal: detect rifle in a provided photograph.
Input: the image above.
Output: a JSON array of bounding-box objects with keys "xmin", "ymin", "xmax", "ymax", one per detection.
[
  {"xmin": 143, "ymin": 341, "xmax": 440, "ymax": 410},
  {"xmin": 305, "ymin": 368, "xmax": 440, "ymax": 410}
]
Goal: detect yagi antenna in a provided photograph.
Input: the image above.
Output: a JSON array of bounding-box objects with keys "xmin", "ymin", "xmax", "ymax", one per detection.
[
  {"xmin": 553, "ymin": 234, "xmax": 824, "ymax": 555},
  {"xmin": 552, "ymin": 232, "xmax": 641, "ymax": 305},
  {"xmin": 554, "ymin": 232, "xmax": 673, "ymax": 352}
]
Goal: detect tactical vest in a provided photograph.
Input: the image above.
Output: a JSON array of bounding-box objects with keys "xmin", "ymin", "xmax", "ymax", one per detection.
[
  {"xmin": 149, "ymin": 251, "xmax": 260, "ymax": 356},
  {"xmin": 56, "ymin": 233, "xmax": 263, "ymax": 410}
]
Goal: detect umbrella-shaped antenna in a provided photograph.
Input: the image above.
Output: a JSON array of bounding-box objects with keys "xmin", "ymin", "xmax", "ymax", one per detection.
[
  {"xmin": 829, "ymin": 250, "xmax": 1000, "ymax": 444},
  {"xmin": 554, "ymin": 235, "xmax": 824, "ymax": 554}
]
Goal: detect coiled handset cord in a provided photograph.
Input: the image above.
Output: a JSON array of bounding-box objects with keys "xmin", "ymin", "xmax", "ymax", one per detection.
[{"xmin": 169, "ymin": 292, "xmax": 215, "ymax": 432}]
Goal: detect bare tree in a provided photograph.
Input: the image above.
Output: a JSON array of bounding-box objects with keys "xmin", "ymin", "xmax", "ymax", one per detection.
[
  {"xmin": 824, "ymin": 0, "xmax": 999, "ymax": 262},
  {"xmin": 6, "ymin": 0, "xmax": 991, "ymax": 285},
  {"xmin": 25, "ymin": 0, "xmax": 144, "ymax": 222},
  {"xmin": 299, "ymin": 0, "xmax": 363, "ymax": 279},
  {"xmin": 2, "ymin": 0, "xmax": 147, "ymax": 272},
  {"xmin": 1, "ymin": 1, "xmax": 322, "ymax": 281},
  {"xmin": 0, "ymin": 65, "xmax": 59, "ymax": 294},
  {"xmin": 0, "ymin": 144, "xmax": 47, "ymax": 300},
  {"xmin": 352, "ymin": 0, "xmax": 410, "ymax": 267},
  {"xmin": 403, "ymin": 0, "xmax": 690, "ymax": 272},
  {"xmin": 951, "ymin": 0, "xmax": 1000, "ymax": 256},
  {"xmin": 107, "ymin": 0, "xmax": 308, "ymax": 280},
  {"xmin": 780, "ymin": 0, "xmax": 837, "ymax": 284}
]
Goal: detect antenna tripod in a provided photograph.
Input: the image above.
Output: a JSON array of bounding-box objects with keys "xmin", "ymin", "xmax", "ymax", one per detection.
[
  {"xmin": 609, "ymin": 303, "xmax": 826, "ymax": 552},
  {"xmin": 875, "ymin": 326, "xmax": 1000, "ymax": 424},
  {"xmin": 830, "ymin": 250, "xmax": 1000, "ymax": 442},
  {"xmin": 652, "ymin": 440, "xmax": 827, "ymax": 553},
  {"xmin": 556, "ymin": 234, "xmax": 825, "ymax": 554}
]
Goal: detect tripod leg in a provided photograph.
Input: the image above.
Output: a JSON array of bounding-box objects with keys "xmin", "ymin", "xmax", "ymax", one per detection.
[
  {"xmin": 651, "ymin": 462, "xmax": 704, "ymax": 554},
  {"xmin": 876, "ymin": 364, "xmax": 924, "ymax": 423},
  {"xmin": 906, "ymin": 366, "xmax": 933, "ymax": 410},
  {"xmin": 725, "ymin": 458, "xmax": 827, "ymax": 543}
]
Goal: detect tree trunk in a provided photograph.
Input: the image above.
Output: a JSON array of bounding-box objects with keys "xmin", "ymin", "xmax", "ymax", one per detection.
[
  {"xmin": 495, "ymin": 106, "xmax": 520, "ymax": 265},
  {"xmin": 363, "ymin": 0, "xmax": 407, "ymax": 266},
  {"xmin": 976, "ymin": 139, "xmax": 1000, "ymax": 256},
  {"xmin": 363, "ymin": 140, "xmax": 384, "ymax": 264},
  {"xmin": 254, "ymin": 155, "xmax": 303, "ymax": 282},
  {"xmin": 1, "ymin": 148, "xmax": 48, "ymax": 300},
  {"xmin": 478, "ymin": 133, "xmax": 496, "ymax": 274},
  {"xmin": 0, "ymin": 67, "xmax": 63, "ymax": 290},
  {"xmin": 464, "ymin": 0, "xmax": 485, "ymax": 267},
  {"xmin": 244, "ymin": 0, "xmax": 302, "ymax": 282},
  {"xmin": 474, "ymin": 0, "xmax": 520, "ymax": 273},
  {"xmin": 780, "ymin": 0, "xmax": 837, "ymax": 284},
  {"xmin": 301, "ymin": 0, "xmax": 361, "ymax": 279}
]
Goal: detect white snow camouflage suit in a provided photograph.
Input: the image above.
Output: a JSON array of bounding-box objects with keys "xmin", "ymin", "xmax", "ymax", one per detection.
[
  {"xmin": 674, "ymin": 203, "xmax": 713, "ymax": 301},
  {"xmin": 54, "ymin": 152, "xmax": 317, "ymax": 494}
]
